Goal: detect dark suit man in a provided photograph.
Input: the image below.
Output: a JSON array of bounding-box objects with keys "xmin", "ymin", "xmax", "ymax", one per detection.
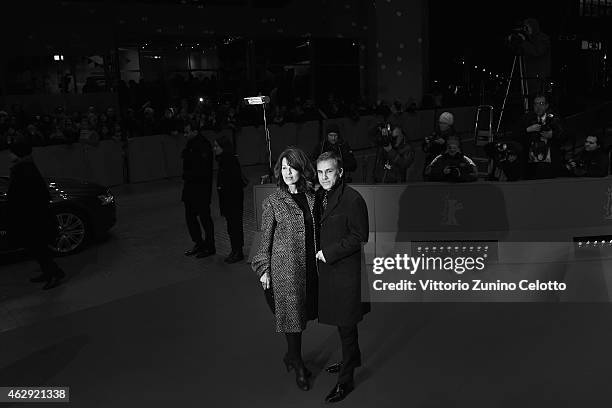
[
  {"xmin": 7, "ymin": 142, "xmax": 65, "ymax": 290},
  {"xmin": 315, "ymin": 151, "xmax": 369, "ymax": 404},
  {"xmin": 181, "ymin": 127, "xmax": 215, "ymax": 257}
]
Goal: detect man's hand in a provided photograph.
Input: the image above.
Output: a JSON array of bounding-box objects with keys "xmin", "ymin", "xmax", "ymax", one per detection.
[
  {"xmin": 443, "ymin": 166, "xmax": 451, "ymax": 175},
  {"xmin": 383, "ymin": 143, "xmax": 392, "ymax": 153},
  {"xmin": 260, "ymin": 272, "xmax": 270, "ymax": 289},
  {"xmin": 316, "ymin": 250, "xmax": 326, "ymax": 263},
  {"xmin": 434, "ymin": 137, "xmax": 445, "ymax": 144},
  {"xmin": 527, "ymin": 124, "xmax": 541, "ymax": 133}
]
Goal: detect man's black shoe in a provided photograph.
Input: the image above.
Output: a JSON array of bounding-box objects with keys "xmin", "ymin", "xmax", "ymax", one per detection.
[
  {"xmin": 224, "ymin": 252, "xmax": 244, "ymax": 264},
  {"xmin": 325, "ymin": 382, "xmax": 354, "ymax": 404},
  {"xmin": 195, "ymin": 248, "xmax": 216, "ymax": 258},
  {"xmin": 30, "ymin": 274, "xmax": 50, "ymax": 283},
  {"xmin": 184, "ymin": 244, "xmax": 203, "ymax": 256},
  {"xmin": 42, "ymin": 272, "xmax": 65, "ymax": 291}
]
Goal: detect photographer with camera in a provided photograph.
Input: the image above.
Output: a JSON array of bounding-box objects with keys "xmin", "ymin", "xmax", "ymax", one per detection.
[
  {"xmin": 565, "ymin": 135, "xmax": 609, "ymax": 177},
  {"xmin": 425, "ymin": 137, "xmax": 478, "ymax": 183},
  {"xmin": 514, "ymin": 94, "xmax": 565, "ymax": 179},
  {"xmin": 507, "ymin": 17, "xmax": 551, "ymax": 96},
  {"xmin": 313, "ymin": 124, "xmax": 357, "ymax": 181},
  {"xmin": 423, "ymin": 112, "xmax": 455, "ymax": 170},
  {"xmin": 372, "ymin": 125, "xmax": 414, "ymax": 183},
  {"xmin": 484, "ymin": 140, "xmax": 524, "ymax": 181}
]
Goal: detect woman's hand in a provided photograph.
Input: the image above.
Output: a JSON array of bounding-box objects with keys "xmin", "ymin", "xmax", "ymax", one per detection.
[{"xmin": 260, "ymin": 272, "xmax": 270, "ymax": 289}]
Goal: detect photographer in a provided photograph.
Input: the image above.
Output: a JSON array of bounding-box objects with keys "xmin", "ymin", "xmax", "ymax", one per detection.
[
  {"xmin": 423, "ymin": 112, "xmax": 455, "ymax": 169},
  {"xmin": 507, "ymin": 17, "xmax": 551, "ymax": 95},
  {"xmin": 514, "ymin": 94, "xmax": 565, "ymax": 179},
  {"xmin": 484, "ymin": 141, "xmax": 524, "ymax": 181},
  {"xmin": 565, "ymin": 135, "xmax": 609, "ymax": 177},
  {"xmin": 313, "ymin": 124, "xmax": 357, "ymax": 178},
  {"xmin": 425, "ymin": 137, "xmax": 478, "ymax": 183},
  {"xmin": 373, "ymin": 125, "xmax": 414, "ymax": 183}
]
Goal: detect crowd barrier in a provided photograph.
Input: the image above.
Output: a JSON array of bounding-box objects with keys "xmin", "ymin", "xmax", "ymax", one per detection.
[
  {"xmin": 1, "ymin": 106, "xmax": 478, "ymax": 186},
  {"xmin": 251, "ymin": 176, "xmax": 612, "ymax": 249},
  {"xmin": 249, "ymin": 177, "xmax": 612, "ymax": 301},
  {"xmin": 0, "ymin": 141, "xmax": 124, "ymax": 186}
]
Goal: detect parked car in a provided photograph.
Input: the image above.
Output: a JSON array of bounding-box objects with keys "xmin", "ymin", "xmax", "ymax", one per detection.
[{"xmin": 0, "ymin": 176, "xmax": 116, "ymax": 256}]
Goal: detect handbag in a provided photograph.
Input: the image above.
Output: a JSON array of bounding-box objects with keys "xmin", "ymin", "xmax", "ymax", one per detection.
[{"xmin": 263, "ymin": 282, "xmax": 275, "ymax": 314}]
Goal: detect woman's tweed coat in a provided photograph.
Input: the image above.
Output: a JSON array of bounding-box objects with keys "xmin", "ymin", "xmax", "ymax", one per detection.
[{"xmin": 251, "ymin": 188, "xmax": 317, "ymax": 333}]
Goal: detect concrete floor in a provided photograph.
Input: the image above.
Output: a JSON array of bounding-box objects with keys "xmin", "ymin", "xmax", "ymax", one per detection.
[{"xmin": 1, "ymin": 167, "xmax": 612, "ymax": 407}]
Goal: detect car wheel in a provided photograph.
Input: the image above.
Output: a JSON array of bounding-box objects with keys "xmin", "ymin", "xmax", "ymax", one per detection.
[{"xmin": 49, "ymin": 209, "xmax": 89, "ymax": 255}]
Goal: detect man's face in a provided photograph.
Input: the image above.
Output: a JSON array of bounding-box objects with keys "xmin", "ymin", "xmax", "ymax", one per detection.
[
  {"xmin": 439, "ymin": 121, "xmax": 450, "ymax": 132},
  {"xmin": 317, "ymin": 159, "xmax": 343, "ymax": 191},
  {"xmin": 327, "ymin": 132, "xmax": 339, "ymax": 145},
  {"xmin": 533, "ymin": 97, "xmax": 548, "ymax": 116},
  {"xmin": 585, "ymin": 136, "xmax": 598, "ymax": 152},
  {"xmin": 447, "ymin": 143, "xmax": 460, "ymax": 156}
]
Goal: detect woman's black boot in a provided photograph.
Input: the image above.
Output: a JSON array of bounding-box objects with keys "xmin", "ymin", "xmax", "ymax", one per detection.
[{"xmin": 283, "ymin": 355, "xmax": 311, "ymax": 391}]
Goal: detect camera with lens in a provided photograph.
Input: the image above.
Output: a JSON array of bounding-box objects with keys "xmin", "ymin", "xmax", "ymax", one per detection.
[
  {"xmin": 374, "ymin": 123, "xmax": 393, "ymax": 147},
  {"xmin": 540, "ymin": 113, "xmax": 555, "ymax": 133},
  {"xmin": 485, "ymin": 141, "xmax": 519, "ymax": 163},
  {"xmin": 446, "ymin": 165, "xmax": 461, "ymax": 178},
  {"xmin": 564, "ymin": 156, "xmax": 586, "ymax": 174},
  {"xmin": 509, "ymin": 25, "xmax": 528, "ymax": 39},
  {"xmin": 507, "ymin": 24, "xmax": 529, "ymax": 52}
]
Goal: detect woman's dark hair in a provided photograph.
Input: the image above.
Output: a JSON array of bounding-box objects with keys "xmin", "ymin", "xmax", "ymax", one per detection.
[
  {"xmin": 215, "ymin": 135, "xmax": 235, "ymax": 155},
  {"xmin": 274, "ymin": 147, "xmax": 315, "ymax": 192}
]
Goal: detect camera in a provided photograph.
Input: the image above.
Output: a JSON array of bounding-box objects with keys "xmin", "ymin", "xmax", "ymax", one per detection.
[
  {"xmin": 374, "ymin": 123, "xmax": 392, "ymax": 147},
  {"xmin": 446, "ymin": 165, "xmax": 461, "ymax": 178},
  {"xmin": 485, "ymin": 141, "xmax": 519, "ymax": 163},
  {"xmin": 540, "ymin": 113, "xmax": 555, "ymax": 132},
  {"xmin": 565, "ymin": 157, "xmax": 586, "ymax": 174},
  {"xmin": 507, "ymin": 24, "xmax": 529, "ymax": 52}
]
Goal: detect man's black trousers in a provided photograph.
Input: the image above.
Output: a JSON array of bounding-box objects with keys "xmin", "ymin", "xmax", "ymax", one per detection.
[
  {"xmin": 337, "ymin": 325, "xmax": 360, "ymax": 384},
  {"xmin": 184, "ymin": 200, "xmax": 215, "ymax": 249}
]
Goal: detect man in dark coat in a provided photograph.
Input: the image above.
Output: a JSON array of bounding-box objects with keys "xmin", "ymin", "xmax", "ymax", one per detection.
[
  {"xmin": 566, "ymin": 135, "xmax": 609, "ymax": 177},
  {"xmin": 513, "ymin": 94, "xmax": 565, "ymax": 179},
  {"xmin": 510, "ymin": 18, "xmax": 551, "ymax": 96},
  {"xmin": 425, "ymin": 137, "xmax": 479, "ymax": 182},
  {"xmin": 315, "ymin": 151, "xmax": 369, "ymax": 404},
  {"xmin": 213, "ymin": 135, "xmax": 245, "ymax": 263},
  {"xmin": 181, "ymin": 126, "xmax": 215, "ymax": 257},
  {"xmin": 312, "ymin": 124, "xmax": 357, "ymax": 180},
  {"xmin": 7, "ymin": 141, "xmax": 65, "ymax": 290}
]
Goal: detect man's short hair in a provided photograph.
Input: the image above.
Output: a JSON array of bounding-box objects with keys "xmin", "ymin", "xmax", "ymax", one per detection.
[
  {"xmin": 533, "ymin": 93, "xmax": 549, "ymax": 104},
  {"xmin": 447, "ymin": 136, "xmax": 461, "ymax": 147},
  {"xmin": 316, "ymin": 151, "xmax": 343, "ymax": 170},
  {"xmin": 587, "ymin": 134, "xmax": 603, "ymax": 148}
]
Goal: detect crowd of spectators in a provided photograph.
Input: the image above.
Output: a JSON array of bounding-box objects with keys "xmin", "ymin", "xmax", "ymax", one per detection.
[{"xmin": 1, "ymin": 76, "xmax": 425, "ymax": 151}]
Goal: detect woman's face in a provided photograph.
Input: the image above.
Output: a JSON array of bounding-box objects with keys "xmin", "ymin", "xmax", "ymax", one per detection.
[{"xmin": 281, "ymin": 157, "xmax": 301, "ymax": 187}]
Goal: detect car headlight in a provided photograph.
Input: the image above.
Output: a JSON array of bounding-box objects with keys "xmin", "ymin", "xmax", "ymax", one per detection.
[{"xmin": 98, "ymin": 191, "xmax": 115, "ymax": 206}]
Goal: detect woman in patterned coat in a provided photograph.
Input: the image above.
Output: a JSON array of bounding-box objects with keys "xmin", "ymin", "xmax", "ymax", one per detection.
[{"xmin": 251, "ymin": 147, "xmax": 318, "ymax": 392}]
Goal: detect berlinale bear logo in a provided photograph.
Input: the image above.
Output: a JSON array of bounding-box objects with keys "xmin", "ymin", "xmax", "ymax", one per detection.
[
  {"xmin": 604, "ymin": 186, "xmax": 612, "ymax": 220},
  {"xmin": 441, "ymin": 193, "xmax": 464, "ymax": 226}
]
